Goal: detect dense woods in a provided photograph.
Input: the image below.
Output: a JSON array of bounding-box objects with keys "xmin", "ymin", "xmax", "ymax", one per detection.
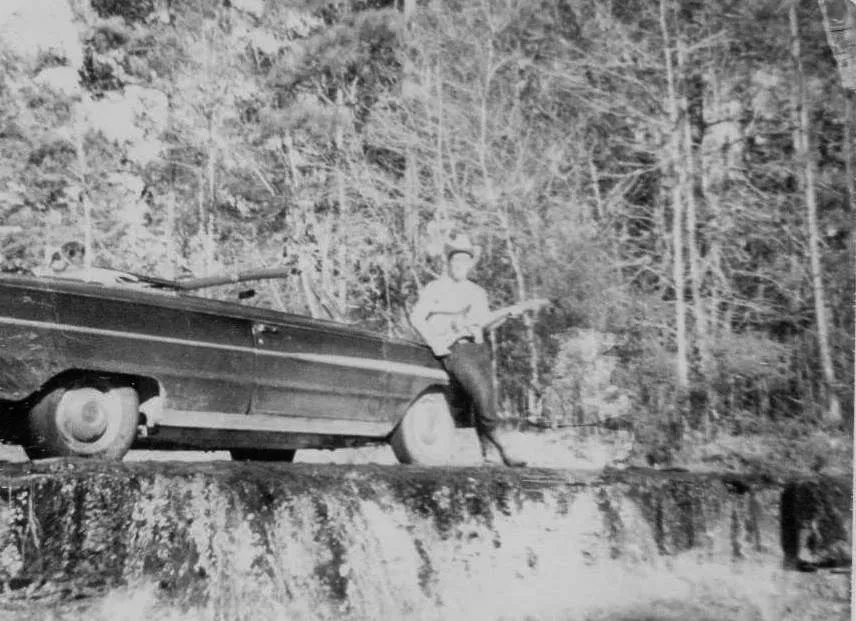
[{"xmin": 0, "ymin": 0, "xmax": 853, "ymax": 443}]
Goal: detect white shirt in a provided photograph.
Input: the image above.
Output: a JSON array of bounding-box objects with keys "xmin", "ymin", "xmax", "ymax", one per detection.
[{"xmin": 410, "ymin": 275, "xmax": 491, "ymax": 355}]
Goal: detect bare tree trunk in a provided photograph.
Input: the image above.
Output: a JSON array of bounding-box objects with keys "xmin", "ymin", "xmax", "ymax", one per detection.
[
  {"xmin": 475, "ymin": 50, "xmax": 540, "ymax": 419},
  {"xmin": 587, "ymin": 154, "xmax": 604, "ymax": 222},
  {"xmin": 480, "ymin": 130, "xmax": 539, "ymax": 418},
  {"xmin": 845, "ymin": 93, "xmax": 855, "ymax": 261},
  {"xmin": 164, "ymin": 30, "xmax": 178, "ymax": 279},
  {"xmin": 670, "ymin": 188, "xmax": 689, "ymax": 390},
  {"xmin": 589, "ymin": 154, "xmax": 625, "ymax": 265},
  {"xmin": 383, "ymin": 260, "xmax": 393, "ymax": 337},
  {"xmin": 790, "ymin": 1, "xmax": 842, "ymax": 424},
  {"xmin": 678, "ymin": 50, "xmax": 706, "ymax": 350},
  {"xmin": 205, "ymin": 119, "xmax": 216, "ymax": 275},
  {"xmin": 404, "ymin": 142, "xmax": 418, "ymax": 250},
  {"xmin": 818, "ymin": 0, "xmax": 856, "ymax": 91},
  {"xmin": 196, "ymin": 169, "xmax": 206, "ymax": 273},
  {"xmin": 701, "ymin": 182, "xmax": 727, "ymax": 430},
  {"xmin": 677, "ymin": 37, "xmax": 716, "ymax": 429},
  {"xmin": 334, "ymin": 88, "xmax": 349, "ymax": 314},
  {"xmin": 434, "ymin": 62, "xmax": 444, "ymax": 199},
  {"xmin": 74, "ymin": 110, "xmax": 92, "ymax": 268},
  {"xmin": 660, "ymin": 0, "xmax": 690, "ymax": 392},
  {"xmin": 401, "ymin": 0, "xmax": 420, "ymax": 268},
  {"xmin": 298, "ymin": 252, "xmax": 324, "ymax": 319},
  {"xmin": 165, "ymin": 191, "xmax": 176, "ymax": 279},
  {"xmin": 202, "ymin": 14, "xmax": 217, "ymax": 277},
  {"xmin": 502, "ymin": 217, "xmax": 540, "ymax": 417},
  {"xmin": 282, "ymin": 131, "xmax": 300, "ymax": 184}
]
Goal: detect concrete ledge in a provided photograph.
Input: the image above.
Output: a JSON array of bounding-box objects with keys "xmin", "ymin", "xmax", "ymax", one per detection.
[{"xmin": 0, "ymin": 461, "xmax": 848, "ymax": 619}]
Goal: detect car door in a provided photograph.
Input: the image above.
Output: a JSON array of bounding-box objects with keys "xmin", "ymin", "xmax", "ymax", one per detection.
[
  {"xmin": 51, "ymin": 284, "xmax": 256, "ymax": 415},
  {"xmin": 0, "ymin": 276, "xmax": 62, "ymax": 402},
  {"xmin": 250, "ymin": 316, "xmax": 393, "ymax": 437}
]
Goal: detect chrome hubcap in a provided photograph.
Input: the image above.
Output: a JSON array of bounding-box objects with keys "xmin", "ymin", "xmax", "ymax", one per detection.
[{"xmin": 59, "ymin": 389, "xmax": 109, "ymax": 443}]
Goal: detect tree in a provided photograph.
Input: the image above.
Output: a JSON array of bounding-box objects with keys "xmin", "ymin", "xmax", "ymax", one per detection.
[
  {"xmin": 790, "ymin": 0, "xmax": 843, "ymax": 424},
  {"xmin": 365, "ymin": 0, "xmax": 591, "ymax": 415},
  {"xmin": 659, "ymin": 0, "xmax": 690, "ymax": 395},
  {"xmin": 1, "ymin": 0, "xmax": 853, "ymax": 432}
]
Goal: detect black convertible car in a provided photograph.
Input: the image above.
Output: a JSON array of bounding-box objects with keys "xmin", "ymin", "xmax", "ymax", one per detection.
[{"xmin": 0, "ymin": 267, "xmax": 463, "ymax": 464}]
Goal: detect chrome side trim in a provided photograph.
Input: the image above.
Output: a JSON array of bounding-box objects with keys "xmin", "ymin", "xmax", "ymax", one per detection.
[
  {"xmin": 0, "ymin": 316, "xmax": 448, "ymax": 381},
  {"xmin": 278, "ymin": 351, "xmax": 447, "ymax": 380},
  {"xmin": 160, "ymin": 410, "xmax": 392, "ymax": 437}
]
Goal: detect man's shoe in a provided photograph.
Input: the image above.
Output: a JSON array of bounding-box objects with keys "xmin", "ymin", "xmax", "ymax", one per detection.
[
  {"xmin": 483, "ymin": 429, "xmax": 527, "ymax": 468},
  {"xmin": 500, "ymin": 453, "xmax": 527, "ymax": 468}
]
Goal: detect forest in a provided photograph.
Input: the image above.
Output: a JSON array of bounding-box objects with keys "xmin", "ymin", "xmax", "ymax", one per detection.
[{"xmin": 0, "ymin": 0, "xmax": 853, "ymax": 461}]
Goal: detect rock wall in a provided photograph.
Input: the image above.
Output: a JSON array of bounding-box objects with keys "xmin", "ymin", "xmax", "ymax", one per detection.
[{"xmin": 0, "ymin": 462, "xmax": 848, "ymax": 621}]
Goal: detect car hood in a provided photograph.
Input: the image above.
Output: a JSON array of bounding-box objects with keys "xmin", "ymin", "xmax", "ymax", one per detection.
[{"xmin": 0, "ymin": 272, "xmax": 430, "ymax": 349}]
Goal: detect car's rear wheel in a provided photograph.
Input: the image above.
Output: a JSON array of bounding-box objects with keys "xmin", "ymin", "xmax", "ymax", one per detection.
[
  {"xmin": 24, "ymin": 383, "xmax": 139, "ymax": 460},
  {"xmin": 391, "ymin": 391, "xmax": 455, "ymax": 465},
  {"xmin": 230, "ymin": 448, "xmax": 297, "ymax": 462}
]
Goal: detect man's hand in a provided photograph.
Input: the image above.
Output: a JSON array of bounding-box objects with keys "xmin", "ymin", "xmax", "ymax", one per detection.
[
  {"xmin": 506, "ymin": 306, "xmax": 528, "ymax": 320},
  {"xmin": 466, "ymin": 324, "xmax": 484, "ymax": 344},
  {"xmin": 428, "ymin": 337, "xmax": 452, "ymax": 358}
]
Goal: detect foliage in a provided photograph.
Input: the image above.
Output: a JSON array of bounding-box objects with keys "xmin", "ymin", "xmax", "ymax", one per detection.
[{"xmin": 0, "ymin": 0, "xmax": 852, "ymax": 432}]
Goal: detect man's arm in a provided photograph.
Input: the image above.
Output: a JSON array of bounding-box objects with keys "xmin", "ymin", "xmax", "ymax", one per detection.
[{"xmin": 409, "ymin": 283, "xmax": 451, "ymax": 357}]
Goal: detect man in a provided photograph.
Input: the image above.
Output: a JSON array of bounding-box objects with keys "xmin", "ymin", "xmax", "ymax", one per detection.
[
  {"xmin": 36, "ymin": 241, "xmax": 126, "ymax": 286},
  {"xmin": 31, "ymin": 241, "xmax": 86, "ymax": 278},
  {"xmin": 410, "ymin": 233, "xmax": 526, "ymax": 467},
  {"xmin": 50, "ymin": 240, "xmax": 86, "ymax": 273}
]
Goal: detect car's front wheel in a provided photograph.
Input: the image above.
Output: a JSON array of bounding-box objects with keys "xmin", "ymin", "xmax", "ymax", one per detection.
[
  {"xmin": 230, "ymin": 448, "xmax": 297, "ymax": 462},
  {"xmin": 391, "ymin": 391, "xmax": 455, "ymax": 465},
  {"xmin": 24, "ymin": 383, "xmax": 139, "ymax": 460}
]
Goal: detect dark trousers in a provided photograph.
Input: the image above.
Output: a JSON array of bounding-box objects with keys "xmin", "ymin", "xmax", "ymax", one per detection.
[{"xmin": 441, "ymin": 341, "xmax": 501, "ymax": 434}]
